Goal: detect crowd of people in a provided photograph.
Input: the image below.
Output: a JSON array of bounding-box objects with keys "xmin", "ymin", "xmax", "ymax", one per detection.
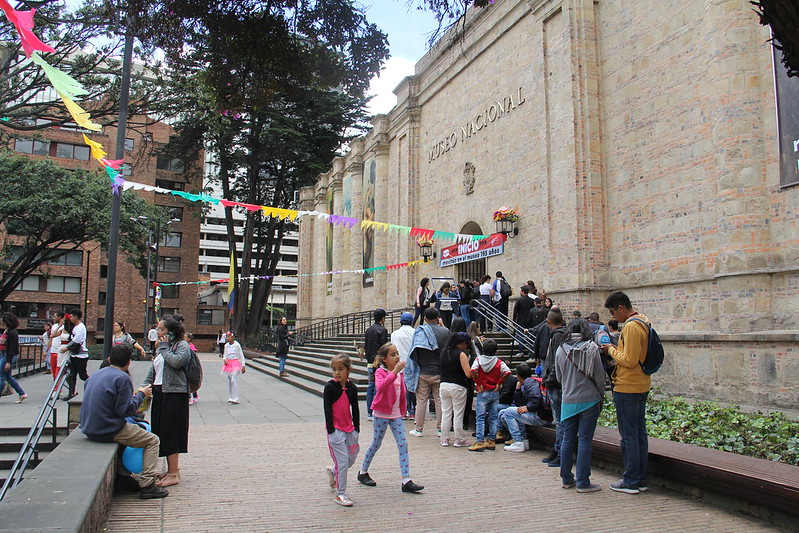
[{"xmin": 323, "ymin": 287, "xmax": 654, "ymax": 506}]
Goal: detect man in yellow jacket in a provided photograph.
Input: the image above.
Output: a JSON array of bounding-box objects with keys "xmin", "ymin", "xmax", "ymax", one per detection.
[{"xmin": 602, "ymin": 291, "xmax": 650, "ymax": 494}]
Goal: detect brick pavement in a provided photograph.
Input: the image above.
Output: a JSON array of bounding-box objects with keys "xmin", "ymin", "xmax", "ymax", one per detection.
[{"xmin": 100, "ymin": 353, "xmax": 779, "ymax": 533}]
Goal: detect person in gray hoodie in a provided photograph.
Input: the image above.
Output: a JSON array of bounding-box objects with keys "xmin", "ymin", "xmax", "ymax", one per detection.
[{"xmin": 555, "ymin": 319, "xmax": 606, "ymax": 493}]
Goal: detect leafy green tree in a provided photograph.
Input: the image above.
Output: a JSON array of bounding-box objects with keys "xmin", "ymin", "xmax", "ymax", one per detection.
[
  {"xmin": 0, "ymin": 150, "xmax": 167, "ymax": 302},
  {"xmin": 0, "ymin": 0, "xmax": 167, "ymax": 140},
  {"xmin": 143, "ymin": 2, "xmax": 389, "ymax": 337}
]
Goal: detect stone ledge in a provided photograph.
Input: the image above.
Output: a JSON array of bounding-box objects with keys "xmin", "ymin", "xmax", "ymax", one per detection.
[
  {"xmin": 0, "ymin": 430, "xmax": 118, "ymax": 533},
  {"xmin": 659, "ymin": 330, "xmax": 799, "ymax": 342}
]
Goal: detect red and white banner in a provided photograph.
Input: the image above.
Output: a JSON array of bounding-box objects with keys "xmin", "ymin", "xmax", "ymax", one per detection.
[{"xmin": 439, "ymin": 234, "xmax": 506, "ymax": 267}]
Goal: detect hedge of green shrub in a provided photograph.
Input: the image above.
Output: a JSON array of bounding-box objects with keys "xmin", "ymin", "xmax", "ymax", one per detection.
[{"xmin": 597, "ymin": 394, "xmax": 799, "ymax": 465}]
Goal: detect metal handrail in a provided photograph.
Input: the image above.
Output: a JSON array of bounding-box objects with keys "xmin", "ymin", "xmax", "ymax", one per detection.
[
  {"xmin": 295, "ymin": 308, "xmax": 409, "ymax": 343},
  {"xmin": 0, "ymin": 360, "xmax": 68, "ymax": 501},
  {"xmin": 472, "ymin": 299, "xmax": 537, "ymax": 355}
]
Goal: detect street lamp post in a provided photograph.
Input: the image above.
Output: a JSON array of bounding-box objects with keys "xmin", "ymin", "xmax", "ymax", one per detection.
[{"xmin": 102, "ymin": 12, "xmax": 134, "ymax": 357}]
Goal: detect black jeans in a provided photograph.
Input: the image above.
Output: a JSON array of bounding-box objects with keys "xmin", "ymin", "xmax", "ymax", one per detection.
[{"xmin": 66, "ymin": 357, "xmax": 89, "ymax": 395}]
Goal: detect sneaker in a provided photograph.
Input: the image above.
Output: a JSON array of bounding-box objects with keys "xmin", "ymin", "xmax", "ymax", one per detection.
[
  {"xmin": 504, "ymin": 441, "xmax": 526, "ymax": 453},
  {"xmin": 440, "ymin": 438, "xmax": 450, "ymax": 447},
  {"xmin": 401, "ymin": 480, "xmax": 424, "ymax": 493},
  {"xmin": 357, "ymin": 472, "xmax": 377, "ymax": 487},
  {"xmin": 408, "ymin": 429, "xmax": 424, "ymax": 437},
  {"xmin": 522, "ymin": 439, "xmax": 530, "ymax": 451},
  {"xmin": 453, "ymin": 438, "xmax": 472, "ymax": 447},
  {"xmin": 140, "ymin": 483, "xmax": 169, "ymax": 499},
  {"xmin": 547, "ymin": 456, "xmax": 561, "ymax": 467},
  {"xmin": 61, "ymin": 393, "xmax": 78, "ymax": 402},
  {"xmin": 326, "ymin": 467, "xmax": 336, "ymax": 489},
  {"xmin": 542, "ymin": 450, "xmax": 559, "ymax": 463},
  {"xmin": 367, "ymin": 416, "xmax": 373, "ymax": 422},
  {"xmin": 334, "ymin": 494, "xmax": 353, "ymax": 506},
  {"xmin": 610, "ymin": 480, "xmax": 640, "ymax": 494},
  {"xmin": 638, "ymin": 486, "xmax": 649, "ymax": 492},
  {"xmin": 468, "ymin": 441, "xmax": 485, "ymax": 452},
  {"xmin": 577, "ymin": 483, "xmax": 602, "ymax": 493},
  {"xmin": 504, "ymin": 439, "xmax": 515, "ymax": 446},
  {"xmin": 562, "ymin": 481, "xmax": 576, "ymax": 489},
  {"xmin": 483, "ymin": 439, "xmax": 496, "ymax": 450},
  {"xmin": 494, "ymin": 433, "xmax": 509, "ymax": 444},
  {"xmin": 230, "ymin": 399, "xmax": 239, "ymax": 404}
]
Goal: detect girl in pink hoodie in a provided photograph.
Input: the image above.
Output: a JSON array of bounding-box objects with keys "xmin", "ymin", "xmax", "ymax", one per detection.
[{"xmin": 357, "ymin": 343, "xmax": 424, "ymax": 493}]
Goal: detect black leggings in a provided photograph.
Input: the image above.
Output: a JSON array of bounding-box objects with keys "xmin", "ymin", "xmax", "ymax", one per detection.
[{"xmin": 66, "ymin": 357, "xmax": 89, "ymax": 395}]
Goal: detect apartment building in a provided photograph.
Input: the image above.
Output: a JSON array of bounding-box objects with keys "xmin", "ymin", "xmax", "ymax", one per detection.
[{"xmin": 1, "ymin": 117, "xmax": 201, "ymax": 342}]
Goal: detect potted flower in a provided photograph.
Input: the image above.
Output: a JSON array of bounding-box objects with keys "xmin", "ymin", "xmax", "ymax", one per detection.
[{"xmin": 493, "ymin": 206, "xmax": 520, "ymax": 238}]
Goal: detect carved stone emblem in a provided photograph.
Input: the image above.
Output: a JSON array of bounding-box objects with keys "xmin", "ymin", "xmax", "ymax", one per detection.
[{"xmin": 463, "ymin": 162, "xmax": 476, "ymax": 195}]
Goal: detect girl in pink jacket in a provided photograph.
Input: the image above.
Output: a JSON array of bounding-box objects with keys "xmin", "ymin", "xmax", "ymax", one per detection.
[{"xmin": 357, "ymin": 343, "xmax": 424, "ymax": 493}]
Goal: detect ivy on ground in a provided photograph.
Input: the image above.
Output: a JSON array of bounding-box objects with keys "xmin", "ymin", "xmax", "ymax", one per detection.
[{"xmin": 597, "ymin": 395, "xmax": 799, "ymax": 465}]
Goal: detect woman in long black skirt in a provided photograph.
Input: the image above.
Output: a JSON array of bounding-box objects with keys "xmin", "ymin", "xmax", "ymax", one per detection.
[{"xmin": 144, "ymin": 313, "xmax": 191, "ymax": 488}]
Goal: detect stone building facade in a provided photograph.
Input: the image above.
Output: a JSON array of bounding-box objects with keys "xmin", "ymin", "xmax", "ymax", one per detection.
[{"xmin": 298, "ymin": 0, "xmax": 799, "ymax": 409}]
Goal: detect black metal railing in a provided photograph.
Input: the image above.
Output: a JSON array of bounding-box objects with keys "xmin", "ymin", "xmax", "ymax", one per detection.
[
  {"xmin": 11, "ymin": 343, "xmax": 49, "ymax": 379},
  {"xmin": 0, "ymin": 361, "xmax": 67, "ymax": 501},
  {"xmin": 295, "ymin": 309, "xmax": 409, "ymax": 343},
  {"xmin": 472, "ymin": 299, "xmax": 537, "ymax": 356}
]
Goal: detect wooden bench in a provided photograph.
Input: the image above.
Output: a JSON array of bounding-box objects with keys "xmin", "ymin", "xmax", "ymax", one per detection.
[{"xmin": 526, "ymin": 425, "xmax": 799, "ymax": 524}]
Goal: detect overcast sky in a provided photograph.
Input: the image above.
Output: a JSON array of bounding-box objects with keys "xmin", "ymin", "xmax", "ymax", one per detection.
[{"xmin": 362, "ymin": 2, "xmax": 442, "ymax": 115}]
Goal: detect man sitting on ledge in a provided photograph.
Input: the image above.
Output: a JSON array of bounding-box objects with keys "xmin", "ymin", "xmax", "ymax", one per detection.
[{"xmin": 79, "ymin": 344, "xmax": 168, "ymax": 499}]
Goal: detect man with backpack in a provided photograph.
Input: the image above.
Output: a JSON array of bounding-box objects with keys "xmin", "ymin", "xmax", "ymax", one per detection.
[
  {"xmin": 601, "ymin": 291, "xmax": 652, "ymax": 494},
  {"xmin": 491, "ymin": 271, "xmax": 512, "ymax": 333}
]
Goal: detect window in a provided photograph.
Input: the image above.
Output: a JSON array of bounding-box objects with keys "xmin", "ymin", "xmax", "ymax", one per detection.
[
  {"xmin": 158, "ymin": 256, "xmax": 181, "ymax": 273},
  {"xmin": 14, "ymin": 138, "xmax": 50, "ymax": 156},
  {"xmin": 54, "ymin": 142, "xmax": 90, "ymax": 160},
  {"xmin": 160, "ymin": 307, "xmax": 177, "ymax": 318},
  {"xmin": 97, "ymin": 291, "xmax": 106, "ymax": 305},
  {"xmin": 160, "ymin": 285, "xmax": 179, "ymax": 298},
  {"xmin": 125, "ymin": 137, "xmax": 134, "ymax": 151},
  {"xmin": 156, "ymin": 155, "xmax": 184, "ymax": 172},
  {"xmin": 204, "ymin": 217, "xmax": 245, "ymax": 227},
  {"xmin": 20, "ymin": 276, "xmax": 40, "ymax": 291},
  {"xmin": 46, "ymin": 276, "xmax": 81, "ymax": 293},
  {"xmin": 203, "ymin": 248, "xmax": 231, "ymax": 258},
  {"xmin": 198, "ymin": 309, "xmax": 226, "ymax": 326},
  {"xmin": 99, "ymin": 265, "xmax": 108, "ymax": 278},
  {"xmin": 168, "ymin": 207, "xmax": 183, "ymax": 221},
  {"xmin": 97, "ymin": 318, "xmax": 105, "ymax": 332},
  {"xmin": 49, "ymin": 250, "xmax": 83, "ymax": 266},
  {"xmin": 122, "ymin": 163, "xmax": 132, "ymax": 176},
  {"xmin": 160, "ymin": 232, "xmax": 181, "ymax": 248},
  {"xmin": 155, "ymin": 179, "xmax": 184, "ymax": 191}
]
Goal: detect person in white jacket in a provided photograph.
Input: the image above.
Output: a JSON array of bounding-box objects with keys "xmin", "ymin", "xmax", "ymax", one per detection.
[
  {"xmin": 222, "ymin": 331, "xmax": 246, "ymax": 404},
  {"xmin": 390, "ymin": 312, "xmax": 416, "ymax": 418}
]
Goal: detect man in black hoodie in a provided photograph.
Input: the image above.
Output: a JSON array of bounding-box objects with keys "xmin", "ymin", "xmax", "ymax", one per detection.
[
  {"xmin": 364, "ymin": 308, "xmax": 388, "ymax": 419},
  {"xmin": 512, "ymin": 286, "xmax": 535, "ymax": 355},
  {"xmin": 541, "ymin": 308, "xmax": 566, "ymax": 466}
]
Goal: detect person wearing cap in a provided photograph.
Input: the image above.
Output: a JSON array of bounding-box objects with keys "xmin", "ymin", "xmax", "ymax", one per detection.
[
  {"xmin": 391, "ymin": 312, "xmax": 416, "ymax": 419},
  {"xmin": 438, "ymin": 331, "xmax": 473, "ymax": 447}
]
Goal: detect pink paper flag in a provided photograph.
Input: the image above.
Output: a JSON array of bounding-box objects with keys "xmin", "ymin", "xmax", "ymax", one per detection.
[{"xmin": 0, "ymin": 0, "xmax": 55, "ymax": 57}]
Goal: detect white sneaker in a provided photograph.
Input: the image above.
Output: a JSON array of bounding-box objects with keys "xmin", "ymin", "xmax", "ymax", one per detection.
[
  {"xmin": 335, "ymin": 494, "xmax": 353, "ymax": 506},
  {"xmin": 230, "ymin": 399, "xmax": 239, "ymax": 404},
  {"xmin": 408, "ymin": 429, "xmax": 424, "ymax": 437},
  {"xmin": 504, "ymin": 441, "xmax": 527, "ymax": 453},
  {"xmin": 523, "ymin": 439, "xmax": 530, "ymax": 451}
]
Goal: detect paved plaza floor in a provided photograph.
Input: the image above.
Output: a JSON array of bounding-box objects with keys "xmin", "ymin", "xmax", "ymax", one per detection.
[{"xmin": 0, "ymin": 353, "xmax": 783, "ymax": 532}]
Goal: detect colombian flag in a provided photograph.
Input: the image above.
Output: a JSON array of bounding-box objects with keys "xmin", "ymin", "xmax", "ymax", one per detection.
[{"xmin": 228, "ymin": 251, "xmax": 235, "ymax": 315}]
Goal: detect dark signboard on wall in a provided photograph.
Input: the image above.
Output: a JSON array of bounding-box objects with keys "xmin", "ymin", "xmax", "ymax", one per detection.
[{"xmin": 773, "ymin": 45, "xmax": 799, "ymax": 188}]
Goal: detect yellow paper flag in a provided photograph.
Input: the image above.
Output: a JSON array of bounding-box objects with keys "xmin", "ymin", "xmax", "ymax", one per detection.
[
  {"xmin": 59, "ymin": 91, "xmax": 101, "ymax": 131},
  {"xmin": 82, "ymin": 133, "xmax": 106, "ymax": 161}
]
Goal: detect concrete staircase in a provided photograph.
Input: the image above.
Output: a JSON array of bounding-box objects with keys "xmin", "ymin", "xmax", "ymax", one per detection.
[
  {"xmin": 0, "ymin": 427, "xmax": 67, "ymax": 486},
  {"xmin": 244, "ymin": 331, "xmax": 523, "ymax": 401}
]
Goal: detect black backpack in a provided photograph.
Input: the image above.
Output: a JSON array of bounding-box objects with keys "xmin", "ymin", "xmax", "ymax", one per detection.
[
  {"xmin": 499, "ymin": 278, "xmax": 512, "ymax": 299},
  {"xmin": 184, "ymin": 349, "xmax": 204, "ymax": 393},
  {"xmin": 626, "ymin": 317, "xmax": 664, "ymax": 375}
]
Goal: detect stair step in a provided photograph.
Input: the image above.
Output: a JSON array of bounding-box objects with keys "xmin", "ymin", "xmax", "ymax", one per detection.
[
  {"xmin": 246, "ymin": 358, "xmax": 367, "ymax": 401},
  {"xmin": 251, "ymin": 354, "xmax": 369, "ymax": 383}
]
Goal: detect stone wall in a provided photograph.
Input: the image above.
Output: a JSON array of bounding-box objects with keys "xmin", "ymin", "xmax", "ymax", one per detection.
[{"xmin": 298, "ymin": 0, "xmax": 799, "ymax": 409}]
